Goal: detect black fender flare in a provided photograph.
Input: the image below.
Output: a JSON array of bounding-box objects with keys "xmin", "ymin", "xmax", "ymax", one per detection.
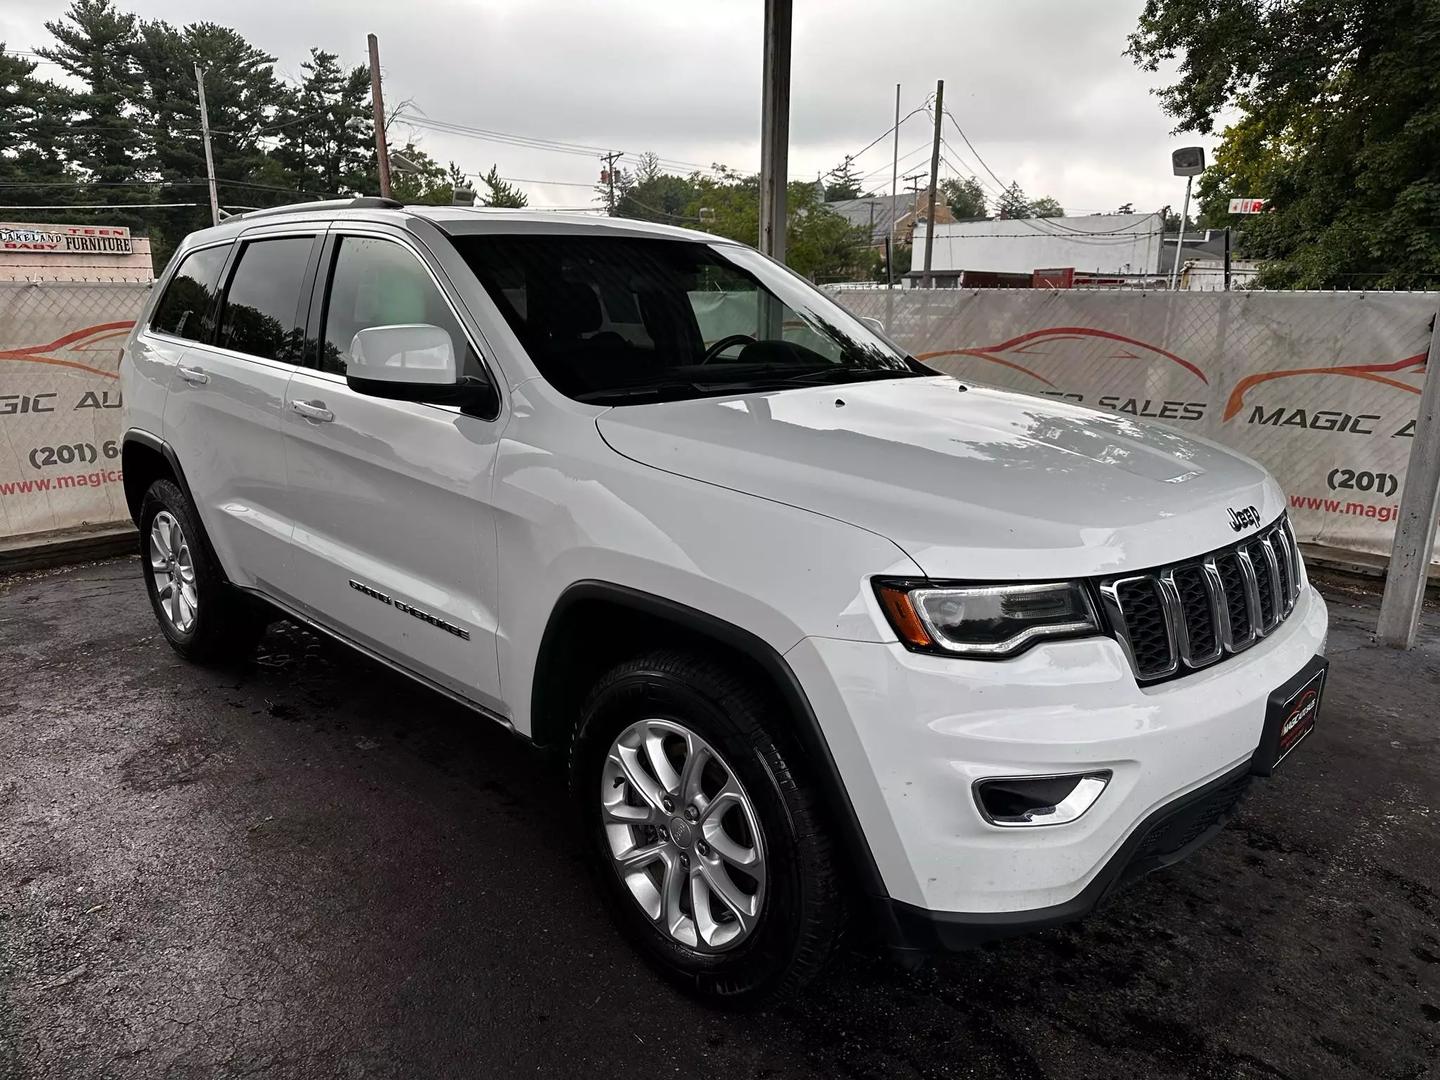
[
  {"xmin": 121, "ymin": 429, "xmax": 198, "ymax": 527},
  {"xmin": 533, "ymin": 580, "xmax": 892, "ymax": 910}
]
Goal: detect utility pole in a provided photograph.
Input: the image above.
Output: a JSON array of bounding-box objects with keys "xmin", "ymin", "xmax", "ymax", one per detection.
[
  {"xmin": 921, "ymin": 79, "xmax": 944, "ymax": 288},
  {"xmin": 1377, "ymin": 311, "xmax": 1440, "ymax": 648},
  {"xmin": 889, "ymin": 83, "xmax": 900, "ymax": 289},
  {"xmin": 193, "ymin": 65, "xmax": 219, "ymax": 227},
  {"xmin": 600, "ymin": 150, "xmax": 624, "ymax": 215},
  {"xmin": 367, "ymin": 33, "xmax": 393, "ymax": 199},
  {"xmin": 1223, "ymin": 225, "xmax": 1232, "ymax": 291},
  {"xmin": 758, "ymin": 0, "xmax": 792, "ymax": 264}
]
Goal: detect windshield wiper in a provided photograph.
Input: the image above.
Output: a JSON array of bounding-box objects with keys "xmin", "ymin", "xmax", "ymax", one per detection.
[
  {"xmin": 771, "ymin": 365, "xmax": 922, "ymax": 386},
  {"xmin": 574, "ymin": 381, "xmax": 710, "ymax": 404}
]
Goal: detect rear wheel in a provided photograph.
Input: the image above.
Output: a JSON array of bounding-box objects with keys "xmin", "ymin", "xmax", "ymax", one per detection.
[
  {"xmin": 571, "ymin": 650, "xmax": 845, "ymax": 1007},
  {"xmin": 139, "ymin": 479, "xmax": 265, "ymax": 663}
]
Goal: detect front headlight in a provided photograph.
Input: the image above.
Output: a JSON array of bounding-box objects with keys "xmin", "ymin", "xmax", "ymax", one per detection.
[{"xmin": 873, "ymin": 579, "xmax": 1100, "ymax": 658}]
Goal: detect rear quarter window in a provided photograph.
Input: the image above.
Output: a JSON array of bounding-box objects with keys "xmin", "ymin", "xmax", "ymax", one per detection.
[{"xmin": 150, "ymin": 244, "xmax": 230, "ymax": 342}]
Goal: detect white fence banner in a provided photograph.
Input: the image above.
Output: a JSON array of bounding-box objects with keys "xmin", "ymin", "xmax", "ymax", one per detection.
[
  {"xmin": 827, "ymin": 288, "xmax": 1438, "ymax": 562},
  {"xmin": 1, "ymin": 281, "xmax": 149, "ymax": 539}
]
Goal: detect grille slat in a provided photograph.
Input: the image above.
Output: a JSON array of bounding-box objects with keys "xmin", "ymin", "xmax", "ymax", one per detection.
[{"xmin": 1101, "ymin": 515, "xmax": 1301, "ymax": 684}]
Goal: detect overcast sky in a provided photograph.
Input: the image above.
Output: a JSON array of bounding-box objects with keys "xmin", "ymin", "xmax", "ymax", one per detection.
[{"xmin": 2, "ymin": 0, "xmax": 1217, "ymax": 216}]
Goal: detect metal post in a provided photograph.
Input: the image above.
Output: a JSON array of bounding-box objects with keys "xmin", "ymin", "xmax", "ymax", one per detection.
[
  {"xmin": 922, "ymin": 80, "xmax": 944, "ymax": 289},
  {"xmin": 758, "ymin": 0, "xmax": 792, "ymax": 264},
  {"xmin": 1377, "ymin": 312, "xmax": 1440, "ymax": 648},
  {"xmin": 193, "ymin": 65, "xmax": 219, "ymax": 227},
  {"xmin": 889, "ymin": 83, "xmax": 900, "ymax": 289},
  {"xmin": 1169, "ymin": 175, "xmax": 1192, "ymax": 291},
  {"xmin": 367, "ymin": 34, "xmax": 393, "ymax": 199},
  {"xmin": 1223, "ymin": 226, "xmax": 1232, "ymax": 291}
]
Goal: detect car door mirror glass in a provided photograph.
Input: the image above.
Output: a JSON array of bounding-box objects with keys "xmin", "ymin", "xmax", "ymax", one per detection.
[{"xmin": 348, "ymin": 323, "xmax": 458, "ymax": 385}]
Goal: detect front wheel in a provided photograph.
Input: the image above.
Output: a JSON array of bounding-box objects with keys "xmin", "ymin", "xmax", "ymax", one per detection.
[{"xmin": 571, "ymin": 650, "xmax": 845, "ymax": 1007}]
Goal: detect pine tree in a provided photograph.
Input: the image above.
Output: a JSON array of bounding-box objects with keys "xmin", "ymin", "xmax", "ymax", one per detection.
[
  {"xmin": 824, "ymin": 156, "xmax": 863, "ymax": 201},
  {"xmin": 132, "ymin": 20, "xmax": 290, "ymax": 256},
  {"xmin": 35, "ymin": 0, "xmax": 149, "ymax": 206},
  {"xmin": 0, "ymin": 46, "xmax": 75, "ymax": 208},
  {"xmin": 478, "ymin": 165, "xmax": 527, "ymax": 208},
  {"xmin": 271, "ymin": 49, "xmax": 375, "ymax": 197},
  {"xmin": 996, "ymin": 181, "xmax": 1031, "ymax": 219}
]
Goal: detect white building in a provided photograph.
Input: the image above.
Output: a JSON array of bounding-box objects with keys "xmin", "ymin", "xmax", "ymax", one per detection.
[{"xmin": 909, "ymin": 213, "xmax": 1165, "ymax": 286}]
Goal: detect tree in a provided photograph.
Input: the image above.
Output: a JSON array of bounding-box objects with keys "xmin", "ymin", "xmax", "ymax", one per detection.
[
  {"xmin": 939, "ymin": 176, "xmax": 987, "ymax": 219},
  {"xmin": 1028, "ymin": 195, "xmax": 1065, "ymax": 218},
  {"xmin": 477, "ymin": 164, "xmax": 527, "ymax": 208},
  {"xmin": 270, "ymin": 49, "xmax": 375, "ymax": 198},
  {"xmin": 1127, "ymin": 0, "xmax": 1440, "ymax": 288},
  {"xmin": 35, "ymin": 0, "xmax": 149, "ymax": 213},
  {"xmin": 824, "ymin": 156, "xmax": 863, "ymax": 201},
  {"xmin": 0, "ymin": 46, "xmax": 75, "ymax": 208},
  {"xmin": 133, "ymin": 20, "xmax": 291, "ymax": 259},
  {"xmin": 995, "ymin": 181, "xmax": 1030, "ymax": 219}
]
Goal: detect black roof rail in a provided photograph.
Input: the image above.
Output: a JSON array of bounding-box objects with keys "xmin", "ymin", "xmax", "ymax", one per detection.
[{"xmin": 232, "ymin": 196, "xmax": 405, "ymax": 222}]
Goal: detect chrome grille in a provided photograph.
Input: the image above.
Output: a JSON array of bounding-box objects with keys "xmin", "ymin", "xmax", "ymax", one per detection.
[{"xmin": 1099, "ymin": 515, "xmax": 1303, "ymax": 683}]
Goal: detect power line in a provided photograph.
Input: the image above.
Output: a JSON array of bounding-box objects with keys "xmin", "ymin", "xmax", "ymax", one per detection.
[{"xmin": 0, "ymin": 202, "xmax": 203, "ymax": 210}]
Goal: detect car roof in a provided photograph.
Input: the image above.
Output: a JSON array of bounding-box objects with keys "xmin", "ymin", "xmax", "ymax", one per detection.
[{"xmin": 176, "ymin": 198, "xmax": 736, "ymax": 250}]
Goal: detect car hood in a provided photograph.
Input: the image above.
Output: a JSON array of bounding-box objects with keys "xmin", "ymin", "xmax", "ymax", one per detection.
[{"xmin": 595, "ymin": 376, "xmax": 1286, "ymax": 580}]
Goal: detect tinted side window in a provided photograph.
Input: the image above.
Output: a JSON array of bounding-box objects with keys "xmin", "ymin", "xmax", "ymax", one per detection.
[
  {"xmin": 215, "ymin": 237, "xmax": 313, "ymax": 363},
  {"xmin": 320, "ymin": 235, "xmax": 479, "ymax": 378},
  {"xmin": 150, "ymin": 245, "xmax": 229, "ymax": 342}
]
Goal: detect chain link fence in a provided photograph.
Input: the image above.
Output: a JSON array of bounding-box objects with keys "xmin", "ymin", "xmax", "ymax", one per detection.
[
  {"xmin": 827, "ymin": 286, "xmax": 1438, "ymax": 561},
  {"xmin": 0, "ymin": 280, "xmax": 150, "ymax": 538}
]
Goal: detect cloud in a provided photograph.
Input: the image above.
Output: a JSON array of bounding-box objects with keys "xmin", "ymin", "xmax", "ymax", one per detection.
[{"xmin": 4, "ymin": 0, "xmax": 1218, "ymax": 213}]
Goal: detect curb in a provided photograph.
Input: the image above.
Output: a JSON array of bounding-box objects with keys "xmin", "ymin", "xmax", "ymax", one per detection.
[{"xmin": 0, "ymin": 524, "xmax": 138, "ymax": 575}]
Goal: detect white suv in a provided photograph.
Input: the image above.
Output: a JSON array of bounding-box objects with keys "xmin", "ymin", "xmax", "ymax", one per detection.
[{"xmin": 120, "ymin": 199, "xmax": 1329, "ymax": 1006}]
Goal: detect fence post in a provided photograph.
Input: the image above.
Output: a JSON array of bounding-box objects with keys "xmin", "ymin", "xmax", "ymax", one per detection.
[{"xmin": 1376, "ymin": 310, "xmax": 1440, "ymax": 648}]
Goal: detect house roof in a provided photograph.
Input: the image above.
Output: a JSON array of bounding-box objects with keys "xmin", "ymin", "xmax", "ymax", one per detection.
[{"xmin": 824, "ymin": 196, "xmax": 910, "ymax": 242}]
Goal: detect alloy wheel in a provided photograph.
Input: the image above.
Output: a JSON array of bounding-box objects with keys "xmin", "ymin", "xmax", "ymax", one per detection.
[
  {"xmin": 601, "ymin": 718, "xmax": 767, "ymax": 952},
  {"xmin": 149, "ymin": 509, "xmax": 198, "ymax": 634}
]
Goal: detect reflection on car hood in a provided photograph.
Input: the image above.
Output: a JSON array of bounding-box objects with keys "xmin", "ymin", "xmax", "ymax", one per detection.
[{"xmin": 596, "ymin": 376, "xmax": 1285, "ymax": 579}]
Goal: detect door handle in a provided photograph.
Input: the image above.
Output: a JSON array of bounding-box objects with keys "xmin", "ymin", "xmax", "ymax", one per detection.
[
  {"xmin": 176, "ymin": 364, "xmax": 209, "ymax": 385},
  {"xmin": 291, "ymin": 399, "xmax": 334, "ymax": 423}
]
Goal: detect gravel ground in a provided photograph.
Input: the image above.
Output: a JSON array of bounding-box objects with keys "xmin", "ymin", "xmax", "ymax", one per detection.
[{"xmin": 1, "ymin": 557, "xmax": 1437, "ymax": 1080}]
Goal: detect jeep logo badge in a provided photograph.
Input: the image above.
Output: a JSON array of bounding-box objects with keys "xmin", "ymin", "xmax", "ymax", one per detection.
[{"xmin": 1227, "ymin": 505, "xmax": 1261, "ymax": 532}]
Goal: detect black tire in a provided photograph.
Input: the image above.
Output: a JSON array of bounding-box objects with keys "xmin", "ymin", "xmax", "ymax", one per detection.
[
  {"xmin": 570, "ymin": 649, "xmax": 845, "ymax": 1008},
  {"xmin": 138, "ymin": 478, "xmax": 265, "ymax": 664}
]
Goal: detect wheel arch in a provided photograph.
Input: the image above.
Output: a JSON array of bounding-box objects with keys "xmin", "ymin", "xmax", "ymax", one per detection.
[
  {"xmin": 121, "ymin": 429, "xmax": 194, "ymax": 528},
  {"xmin": 531, "ymin": 580, "xmax": 889, "ymax": 903}
]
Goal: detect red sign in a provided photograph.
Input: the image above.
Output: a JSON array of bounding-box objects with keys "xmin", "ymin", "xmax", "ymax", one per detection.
[{"xmin": 1228, "ymin": 198, "xmax": 1267, "ymax": 215}]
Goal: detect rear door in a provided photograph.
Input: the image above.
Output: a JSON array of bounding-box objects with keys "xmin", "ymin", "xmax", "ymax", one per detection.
[
  {"xmin": 279, "ymin": 227, "xmax": 505, "ymax": 714},
  {"xmin": 160, "ymin": 227, "xmax": 321, "ymax": 592}
]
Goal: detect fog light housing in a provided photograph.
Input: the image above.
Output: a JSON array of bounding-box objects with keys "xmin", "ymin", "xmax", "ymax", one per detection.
[{"xmin": 974, "ymin": 771, "xmax": 1111, "ymax": 827}]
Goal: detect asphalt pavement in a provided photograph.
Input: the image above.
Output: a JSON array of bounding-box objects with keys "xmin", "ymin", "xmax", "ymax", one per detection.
[{"xmin": 1, "ymin": 557, "xmax": 1437, "ymax": 1080}]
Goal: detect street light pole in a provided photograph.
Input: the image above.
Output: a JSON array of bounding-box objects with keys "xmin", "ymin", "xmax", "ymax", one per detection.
[{"xmin": 1169, "ymin": 173, "xmax": 1193, "ymax": 291}]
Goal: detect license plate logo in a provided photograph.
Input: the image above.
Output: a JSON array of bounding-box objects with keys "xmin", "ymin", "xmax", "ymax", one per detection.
[{"xmin": 1278, "ymin": 686, "xmax": 1320, "ymax": 758}]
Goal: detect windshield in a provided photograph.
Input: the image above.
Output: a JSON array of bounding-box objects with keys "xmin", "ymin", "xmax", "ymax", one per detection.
[{"xmin": 452, "ymin": 234, "xmax": 919, "ymax": 404}]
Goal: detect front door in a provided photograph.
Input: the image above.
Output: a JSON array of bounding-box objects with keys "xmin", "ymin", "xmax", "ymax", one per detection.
[{"xmin": 279, "ymin": 228, "xmax": 505, "ymax": 714}]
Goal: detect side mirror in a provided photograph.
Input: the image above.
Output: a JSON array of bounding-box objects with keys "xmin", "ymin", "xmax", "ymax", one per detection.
[
  {"xmin": 346, "ymin": 323, "xmax": 497, "ymax": 417},
  {"xmin": 348, "ymin": 323, "xmax": 458, "ymax": 386}
]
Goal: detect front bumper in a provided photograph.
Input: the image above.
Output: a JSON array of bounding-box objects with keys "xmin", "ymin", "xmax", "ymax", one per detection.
[{"xmin": 785, "ymin": 583, "xmax": 1329, "ymax": 946}]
